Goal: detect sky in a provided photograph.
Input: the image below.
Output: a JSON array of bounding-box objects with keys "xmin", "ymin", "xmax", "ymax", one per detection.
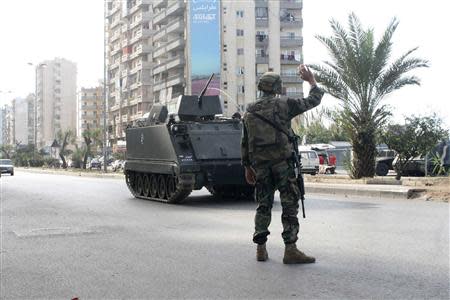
[{"xmin": 0, "ymin": 0, "xmax": 448, "ymax": 126}]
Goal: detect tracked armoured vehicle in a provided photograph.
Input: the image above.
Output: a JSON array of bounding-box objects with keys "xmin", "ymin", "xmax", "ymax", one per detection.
[{"xmin": 124, "ymin": 77, "xmax": 253, "ymax": 203}]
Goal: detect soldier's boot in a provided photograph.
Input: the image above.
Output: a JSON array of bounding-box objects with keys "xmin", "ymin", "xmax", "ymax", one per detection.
[
  {"xmin": 283, "ymin": 244, "xmax": 315, "ymax": 264},
  {"xmin": 256, "ymin": 243, "xmax": 268, "ymax": 262}
]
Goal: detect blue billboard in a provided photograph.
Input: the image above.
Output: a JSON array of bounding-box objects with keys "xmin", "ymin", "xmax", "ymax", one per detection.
[{"xmin": 190, "ymin": 0, "xmax": 220, "ymax": 96}]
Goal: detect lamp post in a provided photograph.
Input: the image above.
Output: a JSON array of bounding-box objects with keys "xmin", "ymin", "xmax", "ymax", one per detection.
[{"xmin": 27, "ymin": 62, "xmax": 47, "ymax": 149}]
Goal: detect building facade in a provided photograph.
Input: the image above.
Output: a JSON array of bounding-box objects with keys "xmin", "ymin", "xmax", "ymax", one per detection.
[
  {"xmin": 36, "ymin": 58, "xmax": 77, "ymax": 148},
  {"xmin": 221, "ymin": 0, "xmax": 303, "ymax": 115},
  {"xmin": 106, "ymin": 0, "xmax": 153, "ymax": 143},
  {"xmin": 1, "ymin": 105, "xmax": 13, "ymax": 146},
  {"xmin": 11, "ymin": 94, "xmax": 35, "ymax": 146},
  {"xmin": 105, "ymin": 0, "xmax": 304, "ymax": 145},
  {"xmin": 78, "ymin": 86, "xmax": 104, "ymax": 138}
]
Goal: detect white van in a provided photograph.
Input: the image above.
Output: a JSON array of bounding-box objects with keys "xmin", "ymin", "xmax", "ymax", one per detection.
[{"xmin": 298, "ymin": 146, "xmax": 320, "ymax": 175}]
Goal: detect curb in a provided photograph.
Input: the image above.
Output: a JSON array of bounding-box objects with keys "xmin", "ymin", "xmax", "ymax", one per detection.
[{"xmin": 305, "ymin": 183, "xmax": 425, "ymax": 199}]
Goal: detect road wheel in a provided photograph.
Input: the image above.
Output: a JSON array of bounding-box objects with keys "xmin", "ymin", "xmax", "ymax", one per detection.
[
  {"xmin": 166, "ymin": 176, "xmax": 176, "ymax": 199},
  {"xmin": 149, "ymin": 174, "xmax": 158, "ymax": 198},
  {"xmin": 158, "ymin": 175, "xmax": 167, "ymax": 199},
  {"xmin": 143, "ymin": 174, "xmax": 150, "ymax": 197},
  {"xmin": 136, "ymin": 174, "xmax": 144, "ymax": 196},
  {"xmin": 125, "ymin": 171, "xmax": 136, "ymax": 195},
  {"xmin": 376, "ymin": 162, "xmax": 389, "ymax": 176}
]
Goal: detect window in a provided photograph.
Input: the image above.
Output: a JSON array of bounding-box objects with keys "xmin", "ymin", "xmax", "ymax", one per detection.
[
  {"xmin": 236, "ymin": 29, "xmax": 244, "ymax": 36},
  {"xmin": 238, "ymin": 85, "xmax": 245, "ymax": 94},
  {"xmin": 255, "ymin": 7, "xmax": 268, "ymax": 19},
  {"xmin": 237, "ymin": 48, "xmax": 244, "ymax": 55},
  {"xmin": 237, "ymin": 67, "xmax": 244, "ymax": 75},
  {"xmin": 236, "ymin": 10, "xmax": 244, "ymax": 18}
]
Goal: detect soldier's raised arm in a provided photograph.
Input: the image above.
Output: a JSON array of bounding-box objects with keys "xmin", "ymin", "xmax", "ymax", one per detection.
[{"xmin": 287, "ymin": 64, "xmax": 324, "ymax": 119}]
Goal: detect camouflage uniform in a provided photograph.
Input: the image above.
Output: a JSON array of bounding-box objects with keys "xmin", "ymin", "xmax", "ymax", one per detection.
[{"xmin": 241, "ymin": 80, "xmax": 324, "ymax": 245}]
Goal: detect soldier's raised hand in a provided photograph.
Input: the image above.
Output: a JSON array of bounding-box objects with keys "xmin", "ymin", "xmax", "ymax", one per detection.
[{"xmin": 298, "ymin": 64, "xmax": 317, "ymax": 86}]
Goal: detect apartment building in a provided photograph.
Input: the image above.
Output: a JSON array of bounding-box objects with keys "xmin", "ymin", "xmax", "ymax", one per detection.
[
  {"xmin": 36, "ymin": 58, "xmax": 77, "ymax": 148},
  {"xmin": 106, "ymin": 0, "xmax": 153, "ymax": 143},
  {"xmin": 152, "ymin": 0, "xmax": 187, "ymax": 112},
  {"xmin": 78, "ymin": 86, "xmax": 104, "ymax": 137},
  {"xmin": 221, "ymin": 0, "xmax": 304, "ymax": 115},
  {"xmin": 11, "ymin": 96, "xmax": 31, "ymax": 145},
  {"xmin": 1, "ymin": 105, "xmax": 13, "ymax": 146}
]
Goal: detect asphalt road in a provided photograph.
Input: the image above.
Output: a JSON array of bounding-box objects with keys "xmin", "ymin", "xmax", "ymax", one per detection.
[{"xmin": 1, "ymin": 171, "xmax": 448, "ymax": 299}]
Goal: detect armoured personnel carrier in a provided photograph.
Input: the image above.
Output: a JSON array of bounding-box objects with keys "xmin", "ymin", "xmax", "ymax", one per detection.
[{"xmin": 124, "ymin": 78, "xmax": 252, "ymax": 203}]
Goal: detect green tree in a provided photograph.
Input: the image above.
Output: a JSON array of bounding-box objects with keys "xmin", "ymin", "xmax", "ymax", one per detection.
[
  {"xmin": 383, "ymin": 114, "xmax": 448, "ymax": 180},
  {"xmin": 56, "ymin": 129, "xmax": 75, "ymax": 169},
  {"xmin": 310, "ymin": 13, "xmax": 429, "ymax": 178},
  {"xmin": 0, "ymin": 144, "xmax": 14, "ymax": 159},
  {"xmin": 81, "ymin": 126, "xmax": 102, "ymax": 169}
]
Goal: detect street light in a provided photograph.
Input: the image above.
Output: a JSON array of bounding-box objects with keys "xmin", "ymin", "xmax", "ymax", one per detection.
[{"xmin": 27, "ymin": 62, "xmax": 47, "ymax": 149}]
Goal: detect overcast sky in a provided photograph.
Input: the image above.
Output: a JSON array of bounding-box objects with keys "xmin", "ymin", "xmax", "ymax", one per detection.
[{"xmin": 0, "ymin": 0, "xmax": 448, "ymax": 126}]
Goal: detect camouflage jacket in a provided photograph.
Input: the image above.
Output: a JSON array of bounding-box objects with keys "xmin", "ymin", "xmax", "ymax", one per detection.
[{"xmin": 241, "ymin": 86, "xmax": 324, "ymax": 167}]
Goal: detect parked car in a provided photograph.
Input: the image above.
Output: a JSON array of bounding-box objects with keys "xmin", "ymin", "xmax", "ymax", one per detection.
[
  {"xmin": 0, "ymin": 159, "xmax": 14, "ymax": 176},
  {"xmin": 298, "ymin": 147, "xmax": 320, "ymax": 175},
  {"xmin": 376, "ymin": 149, "xmax": 396, "ymax": 176},
  {"xmin": 89, "ymin": 158, "xmax": 102, "ymax": 170},
  {"xmin": 313, "ymin": 149, "xmax": 337, "ymax": 174}
]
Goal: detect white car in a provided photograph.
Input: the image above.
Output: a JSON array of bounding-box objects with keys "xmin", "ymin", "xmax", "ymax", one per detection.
[
  {"xmin": 298, "ymin": 147, "xmax": 320, "ymax": 175},
  {"xmin": 0, "ymin": 159, "xmax": 14, "ymax": 176}
]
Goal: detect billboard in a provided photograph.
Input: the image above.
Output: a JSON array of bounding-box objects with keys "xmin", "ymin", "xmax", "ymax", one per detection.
[{"xmin": 190, "ymin": 0, "xmax": 220, "ymax": 96}]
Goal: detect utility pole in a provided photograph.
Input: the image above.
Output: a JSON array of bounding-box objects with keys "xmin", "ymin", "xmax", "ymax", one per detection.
[{"xmin": 103, "ymin": 1, "xmax": 109, "ymax": 173}]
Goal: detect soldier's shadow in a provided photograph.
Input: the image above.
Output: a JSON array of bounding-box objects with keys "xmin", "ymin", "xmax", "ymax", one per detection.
[{"xmin": 180, "ymin": 193, "xmax": 255, "ymax": 209}]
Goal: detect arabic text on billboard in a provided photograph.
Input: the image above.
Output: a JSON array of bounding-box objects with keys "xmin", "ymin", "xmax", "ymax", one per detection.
[{"xmin": 190, "ymin": 0, "xmax": 220, "ymax": 96}]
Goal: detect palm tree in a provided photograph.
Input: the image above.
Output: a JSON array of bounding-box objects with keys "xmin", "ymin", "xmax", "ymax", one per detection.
[
  {"xmin": 56, "ymin": 129, "xmax": 75, "ymax": 169},
  {"xmin": 310, "ymin": 13, "xmax": 429, "ymax": 178},
  {"xmin": 81, "ymin": 125, "xmax": 102, "ymax": 169}
]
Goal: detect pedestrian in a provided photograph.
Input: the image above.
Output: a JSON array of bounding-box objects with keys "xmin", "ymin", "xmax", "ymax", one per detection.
[{"xmin": 241, "ymin": 64, "xmax": 324, "ymax": 264}]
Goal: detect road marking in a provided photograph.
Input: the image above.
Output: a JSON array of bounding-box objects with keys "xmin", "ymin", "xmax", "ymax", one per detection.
[{"xmin": 13, "ymin": 227, "xmax": 98, "ymax": 238}]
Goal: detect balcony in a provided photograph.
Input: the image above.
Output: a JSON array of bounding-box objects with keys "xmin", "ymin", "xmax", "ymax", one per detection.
[
  {"xmin": 129, "ymin": 28, "xmax": 152, "ymax": 44},
  {"xmin": 280, "ymin": 0, "xmax": 303, "ymax": 9},
  {"xmin": 280, "ymin": 17, "xmax": 303, "ymax": 28},
  {"xmin": 129, "ymin": 81, "xmax": 140, "ymax": 90},
  {"xmin": 130, "ymin": 11, "xmax": 152, "ymax": 29},
  {"xmin": 153, "ymin": 38, "xmax": 184, "ymax": 59},
  {"xmin": 153, "ymin": 74, "xmax": 184, "ymax": 92},
  {"xmin": 153, "ymin": 1, "xmax": 184, "ymax": 25},
  {"xmin": 110, "ymin": 104, "xmax": 120, "ymax": 112},
  {"xmin": 280, "ymin": 54, "xmax": 301, "ymax": 64},
  {"xmin": 121, "ymin": 69, "xmax": 128, "ymax": 78},
  {"xmin": 280, "ymin": 36, "xmax": 303, "ymax": 47},
  {"xmin": 153, "ymin": 19, "xmax": 184, "ymax": 41},
  {"xmin": 255, "ymin": 55, "xmax": 269, "ymax": 64},
  {"xmin": 285, "ymin": 92, "xmax": 303, "ymax": 98},
  {"xmin": 109, "ymin": 60, "xmax": 120, "ymax": 70},
  {"xmin": 281, "ymin": 75, "xmax": 303, "ymax": 83},
  {"xmin": 153, "ymin": 0, "xmax": 167, "ymax": 9},
  {"xmin": 129, "ymin": 44, "xmax": 152, "ymax": 60},
  {"xmin": 255, "ymin": 18, "xmax": 268, "ymax": 27},
  {"xmin": 136, "ymin": 0, "xmax": 152, "ymax": 6},
  {"xmin": 255, "ymin": 34, "xmax": 268, "ymax": 46},
  {"xmin": 255, "ymin": 0, "xmax": 268, "ymax": 7},
  {"xmin": 129, "ymin": 98, "xmax": 140, "ymax": 106},
  {"xmin": 110, "ymin": 30, "xmax": 121, "ymax": 42},
  {"xmin": 153, "ymin": 55, "xmax": 184, "ymax": 75},
  {"xmin": 122, "ymin": 53, "xmax": 129, "ymax": 62},
  {"xmin": 81, "ymin": 104, "xmax": 99, "ymax": 110},
  {"xmin": 122, "ymin": 38, "xmax": 129, "ymax": 48}
]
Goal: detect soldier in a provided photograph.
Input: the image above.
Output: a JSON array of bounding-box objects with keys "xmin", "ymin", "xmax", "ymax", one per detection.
[{"xmin": 241, "ymin": 64, "xmax": 324, "ymax": 264}]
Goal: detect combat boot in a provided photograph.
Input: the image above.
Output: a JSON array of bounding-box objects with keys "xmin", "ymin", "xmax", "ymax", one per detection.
[
  {"xmin": 256, "ymin": 243, "xmax": 268, "ymax": 261},
  {"xmin": 283, "ymin": 244, "xmax": 315, "ymax": 264}
]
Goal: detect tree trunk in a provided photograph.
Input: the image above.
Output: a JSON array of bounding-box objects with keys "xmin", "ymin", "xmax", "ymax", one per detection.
[
  {"xmin": 351, "ymin": 128, "xmax": 377, "ymax": 179},
  {"xmin": 59, "ymin": 153, "xmax": 67, "ymax": 169}
]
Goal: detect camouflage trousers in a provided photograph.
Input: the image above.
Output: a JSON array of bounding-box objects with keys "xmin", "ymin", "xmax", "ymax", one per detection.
[{"xmin": 253, "ymin": 160, "xmax": 300, "ymax": 245}]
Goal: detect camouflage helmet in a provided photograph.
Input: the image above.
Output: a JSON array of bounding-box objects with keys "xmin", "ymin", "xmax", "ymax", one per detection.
[{"xmin": 258, "ymin": 72, "xmax": 283, "ymax": 94}]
